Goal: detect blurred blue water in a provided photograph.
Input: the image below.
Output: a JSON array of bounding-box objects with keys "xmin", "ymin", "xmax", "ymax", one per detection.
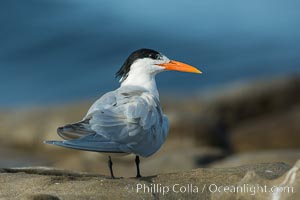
[{"xmin": 0, "ymin": 0, "xmax": 300, "ymax": 107}]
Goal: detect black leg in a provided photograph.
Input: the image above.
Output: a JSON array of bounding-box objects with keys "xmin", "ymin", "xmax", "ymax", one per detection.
[
  {"xmin": 135, "ymin": 155, "xmax": 142, "ymax": 178},
  {"xmin": 108, "ymin": 156, "xmax": 115, "ymax": 179}
]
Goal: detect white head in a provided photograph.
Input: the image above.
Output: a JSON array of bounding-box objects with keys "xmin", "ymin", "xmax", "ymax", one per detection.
[{"xmin": 116, "ymin": 48, "xmax": 201, "ymax": 83}]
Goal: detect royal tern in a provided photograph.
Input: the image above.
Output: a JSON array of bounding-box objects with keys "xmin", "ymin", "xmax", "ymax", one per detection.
[{"xmin": 45, "ymin": 48, "xmax": 201, "ymax": 178}]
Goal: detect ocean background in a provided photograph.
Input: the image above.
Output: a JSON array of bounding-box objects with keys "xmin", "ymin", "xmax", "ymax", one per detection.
[{"xmin": 0, "ymin": 0, "xmax": 300, "ymax": 107}]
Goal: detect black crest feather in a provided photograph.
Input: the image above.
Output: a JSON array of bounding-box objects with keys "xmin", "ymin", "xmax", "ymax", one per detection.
[{"xmin": 115, "ymin": 48, "xmax": 161, "ymax": 82}]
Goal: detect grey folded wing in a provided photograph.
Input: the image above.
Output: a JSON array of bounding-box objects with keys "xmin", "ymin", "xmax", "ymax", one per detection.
[{"xmin": 45, "ymin": 86, "xmax": 169, "ymax": 157}]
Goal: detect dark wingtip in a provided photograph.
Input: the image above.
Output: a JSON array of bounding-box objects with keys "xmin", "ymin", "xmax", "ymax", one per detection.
[{"xmin": 57, "ymin": 126, "xmax": 64, "ymax": 133}]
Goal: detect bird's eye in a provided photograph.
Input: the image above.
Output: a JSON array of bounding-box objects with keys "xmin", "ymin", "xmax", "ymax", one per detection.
[{"xmin": 149, "ymin": 53, "xmax": 158, "ymax": 59}]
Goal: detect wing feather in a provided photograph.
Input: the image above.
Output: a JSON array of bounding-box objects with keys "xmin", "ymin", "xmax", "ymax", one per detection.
[{"xmin": 47, "ymin": 86, "xmax": 169, "ymax": 156}]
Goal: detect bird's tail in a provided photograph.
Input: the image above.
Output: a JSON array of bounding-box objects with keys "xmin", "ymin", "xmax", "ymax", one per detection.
[{"xmin": 44, "ymin": 133, "xmax": 126, "ymax": 153}]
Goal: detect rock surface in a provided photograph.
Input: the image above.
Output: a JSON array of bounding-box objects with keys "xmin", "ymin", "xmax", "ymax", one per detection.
[
  {"xmin": 210, "ymin": 150, "xmax": 300, "ymax": 168},
  {"xmin": 170, "ymin": 75, "xmax": 300, "ymax": 150},
  {"xmin": 0, "ymin": 161, "xmax": 299, "ymax": 200}
]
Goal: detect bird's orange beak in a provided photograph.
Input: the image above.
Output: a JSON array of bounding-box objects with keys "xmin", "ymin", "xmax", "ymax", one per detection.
[{"xmin": 158, "ymin": 60, "xmax": 202, "ymax": 74}]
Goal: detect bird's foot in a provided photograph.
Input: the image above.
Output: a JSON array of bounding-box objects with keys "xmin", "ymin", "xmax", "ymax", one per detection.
[{"xmin": 136, "ymin": 174, "xmax": 142, "ymax": 178}]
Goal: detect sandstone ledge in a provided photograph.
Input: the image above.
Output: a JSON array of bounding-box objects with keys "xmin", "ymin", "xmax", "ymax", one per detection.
[{"xmin": 0, "ymin": 161, "xmax": 299, "ymax": 200}]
